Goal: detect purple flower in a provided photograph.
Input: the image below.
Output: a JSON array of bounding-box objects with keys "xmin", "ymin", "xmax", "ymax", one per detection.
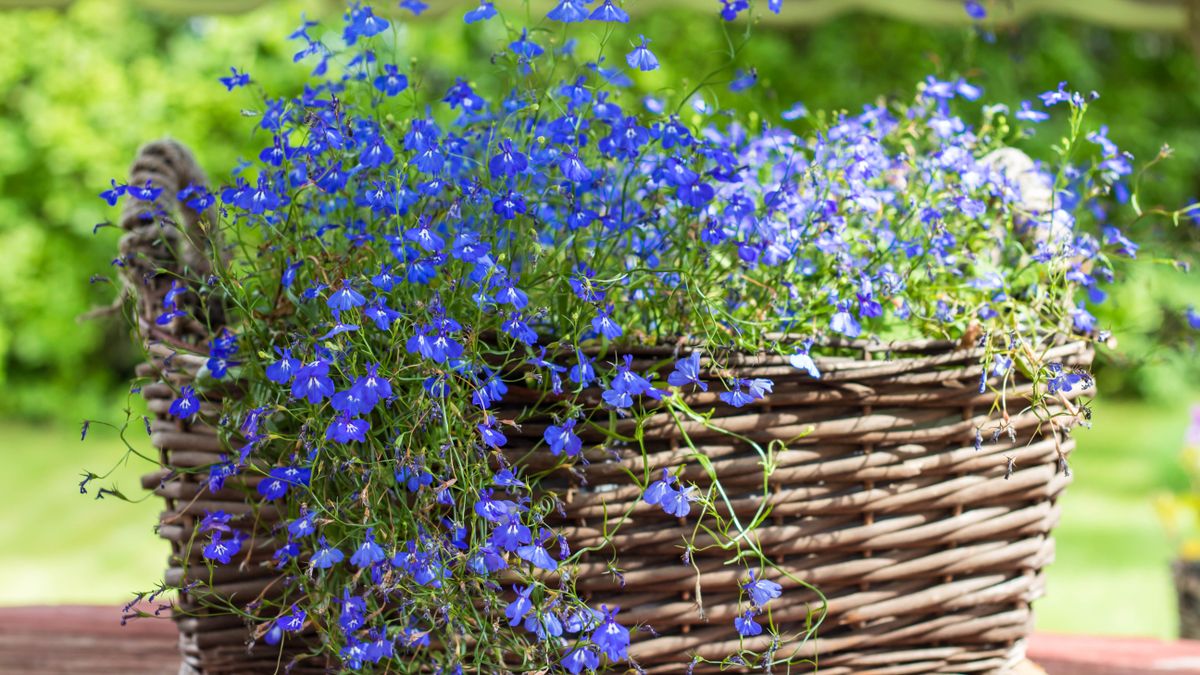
[
  {"xmin": 464, "ymin": 0, "xmax": 497, "ymax": 23},
  {"xmin": 547, "ymin": 0, "xmax": 589, "ymax": 22},
  {"xmin": 734, "ymin": 610, "xmax": 762, "ymax": 637},
  {"xmin": 505, "ymin": 585, "xmax": 534, "ymax": 625},
  {"xmin": 743, "ymin": 571, "xmax": 782, "ymax": 608},
  {"xmin": 203, "ymin": 531, "xmax": 241, "ymax": 564},
  {"xmin": 311, "ymin": 537, "xmax": 345, "ymax": 569},
  {"xmin": 265, "ymin": 347, "xmax": 299, "ymax": 384},
  {"xmin": 373, "ymin": 64, "xmax": 408, "ymax": 96},
  {"xmin": 667, "ymin": 351, "xmax": 708, "ymax": 391},
  {"xmin": 964, "ymin": 1, "xmax": 986, "ymax": 20},
  {"xmin": 590, "ymin": 606, "xmax": 630, "ymax": 661},
  {"xmin": 326, "ymin": 413, "xmax": 370, "ymax": 444},
  {"xmin": 292, "ymin": 361, "xmax": 334, "ymax": 404},
  {"xmin": 218, "ymin": 67, "xmax": 250, "ymax": 91},
  {"xmin": 169, "ymin": 385, "xmax": 200, "ymax": 420},
  {"xmin": 350, "ymin": 529, "xmax": 386, "ymax": 568},
  {"xmin": 544, "ymin": 418, "xmax": 583, "ymax": 457},
  {"xmin": 489, "ymin": 139, "xmax": 529, "ymax": 178},
  {"xmin": 590, "ymin": 0, "xmax": 629, "ymax": 22},
  {"xmin": 830, "ymin": 301, "xmax": 862, "ymax": 338},
  {"xmin": 626, "ymin": 36, "xmax": 658, "ymax": 72},
  {"xmin": 563, "ymin": 646, "xmax": 600, "ymax": 673}
]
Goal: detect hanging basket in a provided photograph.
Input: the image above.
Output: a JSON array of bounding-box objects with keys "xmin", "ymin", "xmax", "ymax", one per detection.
[{"xmin": 121, "ymin": 141, "xmax": 1092, "ymax": 674}]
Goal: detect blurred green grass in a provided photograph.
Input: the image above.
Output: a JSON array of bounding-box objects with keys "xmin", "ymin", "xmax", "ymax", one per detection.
[
  {"xmin": 2, "ymin": 394, "xmax": 1193, "ymax": 639},
  {"xmin": 0, "ymin": 420, "xmax": 164, "ymax": 605}
]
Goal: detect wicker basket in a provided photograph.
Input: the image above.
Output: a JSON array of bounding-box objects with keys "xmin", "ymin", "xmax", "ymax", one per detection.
[{"xmin": 121, "ymin": 141, "xmax": 1092, "ymax": 674}]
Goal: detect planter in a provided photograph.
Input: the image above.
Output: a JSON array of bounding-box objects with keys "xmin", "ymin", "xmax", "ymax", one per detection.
[
  {"xmin": 1175, "ymin": 560, "xmax": 1200, "ymax": 640},
  {"xmin": 122, "ymin": 141, "xmax": 1092, "ymax": 674}
]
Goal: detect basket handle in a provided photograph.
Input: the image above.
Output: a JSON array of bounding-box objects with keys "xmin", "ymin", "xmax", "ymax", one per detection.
[{"xmin": 117, "ymin": 140, "xmax": 220, "ymax": 344}]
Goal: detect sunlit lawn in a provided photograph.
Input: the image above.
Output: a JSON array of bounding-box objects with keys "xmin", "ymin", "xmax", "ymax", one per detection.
[{"xmin": 0, "ymin": 395, "xmax": 1194, "ymax": 638}]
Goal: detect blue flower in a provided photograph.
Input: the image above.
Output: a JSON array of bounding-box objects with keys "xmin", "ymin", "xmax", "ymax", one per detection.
[
  {"xmin": 292, "ymin": 361, "xmax": 334, "ymax": 404},
  {"xmin": 350, "ymin": 528, "xmax": 386, "ymax": 568},
  {"xmin": 489, "ymin": 139, "xmax": 529, "ymax": 178},
  {"xmin": 788, "ymin": 345, "xmax": 821, "ymax": 379},
  {"xmin": 590, "ymin": 0, "xmax": 629, "ymax": 22},
  {"xmin": 399, "ymin": 0, "xmax": 427, "ymax": 15},
  {"xmin": 99, "ymin": 179, "xmax": 127, "ymax": 206},
  {"xmin": 563, "ymin": 646, "xmax": 600, "ymax": 673},
  {"xmin": 288, "ymin": 511, "xmax": 315, "ymax": 539},
  {"xmin": 509, "ymin": 28, "xmax": 545, "ymax": 60},
  {"xmin": 310, "ymin": 537, "xmax": 345, "ymax": 569},
  {"xmin": 734, "ymin": 610, "xmax": 762, "ymax": 637},
  {"xmin": 464, "ymin": 0, "xmax": 497, "ymax": 23},
  {"xmin": 203, "ymin": 531, "xmax": 241, "ymax": 565},
  {"xmin": 743, "ymin": 571, "xmax": 782, "ymax": 608},
  {"xmin": 338, "ymin": 590, "xmax": 367, "ymax": 633},
  {"xmin": 265, "ymin": 347, "xmax": 299, "ymax": 384},
  {"xmin": 626, "ymin": 36, "xmax": 658, "ymax": 72},
  {"xmin": 506, "ymin": 585, "xmax": 534, "ymax": 625},
  {"xmin": 218, "ymin": 67, "xmax": 250, "ymax": 91},
  {"xmin": 830, "ymin": 301, "xmax": 862, "ymax": 338},
  {"xmin": 1188, "ymin": 306, "xmax": 1200, "ymax": 330},
  {"xmin": 590, "ymin": 606, "xmax": 629, "ymax": 662},
  {"xmin": 964, "ymin": 0, "xmax": 986, "ymax": 20},
  {"xmin": 544, "ymin": 418, "xmax": 583, "ymax": 457},
  {"xmin": 326, "ymin": 412, "xmax": 370, "ymax": 444},
  {"xmin": 169, "ymin": 385, "xmax": 200, "ymax": 420},
  {"xmin": 592, "ymin": 306, "xmax": 623, "ymax": 340},
  {"xmin": 667, "ymin": 351, "xmax": 708, "ymax": 391},
  {"xmin": 493, "ymin": 191, "xmax": 527, "ymax": 220},
  {"xmin": 491, "ymin": 514, "xmax": 532, "ymax": 552},
  {"xmin": 373, "ymin": 64, "xmax": 408, "ymax": 96},
  {"xmin": 559, "ymin": 150, "xmax": 592, "ymax": 182},
  {"xmin": 277, "ymin": 606, "xmax": 307, "ymax": 633},
  {"xmin": 257, "ymin": 465, "xmax": 311, "ymax": 500},
  {"xmin": 547, "ymin": 0, "xmax": 590, "ymax": 22},
  {"xmin": 517, "ymin": 531, "xmax": 558, "ymax": 571},
  {"xmin": 661, "ymin": 483, "xmax": 696, "ymax": 518},
  {"xmin": 478, "ymin": 415, "xmax": 508, "ymax": 448},
  {"xmin": 328, "ymin": 282, "xmax": 366, "ymax": 311},
  {"xmin": 729, "ymin": 68, "xmax": 757, "ymax": 92},
  {"xmin": 1016, "ymin": 100, "xmax": 1049, "ymax": 123}
]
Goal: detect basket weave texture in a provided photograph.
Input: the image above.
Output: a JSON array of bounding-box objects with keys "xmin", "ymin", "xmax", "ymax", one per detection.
[{"xmin": 122, "ymin": 141, "xmax": 1092, "ymax": 674}]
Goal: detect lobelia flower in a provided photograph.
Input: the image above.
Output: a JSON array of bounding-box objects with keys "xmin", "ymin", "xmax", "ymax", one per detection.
[
  {"xmin": 373, "ymin": 64, "xmax": 408, "ymax": 96},
  {"xmin": 548, "ymin": 0, "xmax": 590, "ymax": 23},
  {"xmin": 667, "ymin": 351, "xmax": 708, "ymax": 391},
  {"xmin": 265, "ymin": 347, "xmax": 299, "ymax": 384},
  {"xmin": 830, "ymin": 301, "xmax": 862, "ymax": 338},
  {"xmin": 544, "ymin": 418, "xmax": 583, "ymax": 457},
  {"xmin": 169, "ymin": 385, "xmax": 200, "ymax": 420},
  {"xmin": 257, "ymin": 465, "xmax": 312, "ymax": 500},
  {"xmin": 218, "ymin": 67, "xmax": 250, "ymax": 91},
  {"xmin": 626, "ymin": 35, "xmax": 658, "ymax": 72},
  {"xmin": 350, "ymin": 528, "xmax": 386, "ymax": 568},
  {"xmin": 590, "ymin": 606, "xmax": 630, "ymax": 662},
  {"xmin": 517, "ymin": 529, "xmax": 559, "ymax": 571},
  {"xmin": 1188, "ymin": 306, "xmax": 1200, "ymax": 330},
  {"xmin": 203, "ymin": 531, "xmax": 242, "ymax": 565},
  {"xmin": 563, "ymin": 646, "xmax": 601, "ymax": 674},
  {"xmin": 325, "ymin": 412, "xmax": 370, "ymax": 444},
  {"xmin": 291, "ymin": 361, "xmax": 334, "ymax": 404},
  {"xmin": 734, "ymin": 609, "xmax": 763, "ymax": 637},
  {"xmin": 338, "ymin": 590, "xmax": 367, "ymax": 633},
  {"xmin": 743, "ymin": 571, "xmax": 783, "ymax": 608},
  {"xmin": 590, "ymin": 0, "xmax": 630, "ymax": 22},
  {"xmin": 310, "ymin": 537, "xmax": 345, "ymax": 570},
  {"xmin": 505, "ymin": 585, "xmax": 534, "ymax": 625}
]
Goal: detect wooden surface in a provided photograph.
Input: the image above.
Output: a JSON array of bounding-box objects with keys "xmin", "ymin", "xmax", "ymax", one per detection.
[{"xmin": 4, "ymin": 605, "xmax": 1200, "ymax": 674}]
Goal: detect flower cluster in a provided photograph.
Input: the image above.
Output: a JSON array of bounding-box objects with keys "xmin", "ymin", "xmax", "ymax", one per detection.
[{"xmin": 105, "ymin": 0, "xmax": 1153, "ymax": 672}]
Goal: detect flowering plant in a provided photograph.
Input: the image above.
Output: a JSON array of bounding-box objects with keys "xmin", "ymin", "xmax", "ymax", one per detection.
[{"xmin": 92, "ymin": 1, "xmax": 1189, "ymax": 672}]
